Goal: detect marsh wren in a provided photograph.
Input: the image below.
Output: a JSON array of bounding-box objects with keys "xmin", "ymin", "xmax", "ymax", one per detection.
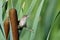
[{"xmin": 18, "ymin": 15, "xmax": 33, "ymax": 32}]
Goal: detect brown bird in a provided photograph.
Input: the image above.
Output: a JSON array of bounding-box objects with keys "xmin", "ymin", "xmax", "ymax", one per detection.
[
  {"xmin": 18, "ymin": 15, "xmax": 28, "ymax": 30},
  {"xmin": 18, "ymin": 15, "xmax": 33, "ymax": 32}
]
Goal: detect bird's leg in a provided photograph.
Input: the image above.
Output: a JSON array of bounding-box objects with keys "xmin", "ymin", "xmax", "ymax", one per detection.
[{"xmin": 24, "ymin": 24, "xmax": 33, "ymax": 32}]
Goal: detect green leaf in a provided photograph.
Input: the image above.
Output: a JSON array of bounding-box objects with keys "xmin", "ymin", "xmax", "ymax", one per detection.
[
  {"xmin": 49, "ymin": 12, "xmax": 60, "ymax": 40},
  {"xmin": 0, "ymin": 0, "xmax": 6, "ymax": 40}
]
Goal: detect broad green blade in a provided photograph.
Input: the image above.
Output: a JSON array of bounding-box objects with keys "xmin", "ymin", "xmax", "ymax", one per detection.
[
  {"xmin": 0, "ymin": 0, "xmax": 6, "ymax": 40},
  {"xmin": 30, "ymin": 0, "xmax": 44, "ymax": 40},
  {"xmin": 49, "ymin": 12, "xmax": 60, "ymax": 40}
]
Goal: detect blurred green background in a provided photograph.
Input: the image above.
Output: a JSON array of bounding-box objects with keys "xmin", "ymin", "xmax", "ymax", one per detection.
[{"xmin": 0, "ymin": 0, "xmax": 60, "ymax": 40}]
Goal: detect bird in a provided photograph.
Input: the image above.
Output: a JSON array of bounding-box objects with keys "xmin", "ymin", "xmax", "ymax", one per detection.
[
  {"xmin": 18, "ymin": 15, "xmax": 29, "ymax": 30},
  {"xmin": 18, "ymin": 15, "xmax": 33, "ymax": 32}
]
